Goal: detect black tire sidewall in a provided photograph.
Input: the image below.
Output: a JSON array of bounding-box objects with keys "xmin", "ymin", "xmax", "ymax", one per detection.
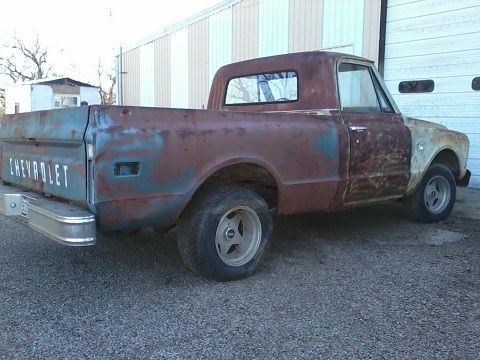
[
  {"xmin": 193, "ymin": 187, "xmax": 273, "ymax": 281},
  {"xmin": 416, "ymin": 164, "xmax": 456, "ymax": 222}
]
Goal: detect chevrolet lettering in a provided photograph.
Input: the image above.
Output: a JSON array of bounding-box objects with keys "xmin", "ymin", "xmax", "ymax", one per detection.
[{"xmin": 9, "ymin": 158, "xmax": 69, "ymax": 188}]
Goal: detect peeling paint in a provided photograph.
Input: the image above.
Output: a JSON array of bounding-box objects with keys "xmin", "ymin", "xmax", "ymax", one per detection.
[
  {"xmin": 405, "ymin": 117, "xmax": 469, "ymax": 195},
  {"xmin": 0, "ymin": 52, "xmax": 471, "ymax": 234}
]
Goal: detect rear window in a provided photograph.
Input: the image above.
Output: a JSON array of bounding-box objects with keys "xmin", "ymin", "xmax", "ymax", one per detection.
[{"xmin": 224, "ymin": 71, "xmax": 298, "ymax": 105}]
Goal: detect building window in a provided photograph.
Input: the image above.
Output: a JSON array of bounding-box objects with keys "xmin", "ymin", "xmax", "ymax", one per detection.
[
  {"xmin": 398, "ymin": 80, "xmax": 434, "ymax": 93},
  {"xmin": 14, "ymin": 103, "xmax": 20, "ymax": 114},
  {"xmin": 54, "ymin": 95, "xmax": 79, "ymax": 108},
  {"xmin": 472, "ymin": 77, "xmax": 480, "ymax": 91},
  {"xmin": 225, "ymin": 71, "xmax": 298, "ymax": 105}
]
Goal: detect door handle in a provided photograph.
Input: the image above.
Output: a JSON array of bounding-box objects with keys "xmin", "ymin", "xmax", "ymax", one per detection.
[{"xmin": 349, "ymin": 126, "xmax": 367, "ymax": 133}]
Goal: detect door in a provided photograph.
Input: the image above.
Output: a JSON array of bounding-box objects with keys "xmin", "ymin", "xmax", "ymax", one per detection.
[{"xmin": 337, "ymin": 61, "xmax": 411, "ymax": 204}]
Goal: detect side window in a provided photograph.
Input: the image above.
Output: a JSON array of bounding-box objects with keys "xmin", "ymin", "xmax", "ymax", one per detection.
[
  {"xmin": 338, "ymin": 63, "xmax": 384, "ymax": 113},
  {"xmin": 54, "ymin": 95, "xmax": 79, "ymax": 108},
  {"xmin": 371, "ymin": 73, "xmax": 394, "ymax": 112},
  {"xmin": 224, "ymin": 71, "xmax": 298, "ymax": 105}
]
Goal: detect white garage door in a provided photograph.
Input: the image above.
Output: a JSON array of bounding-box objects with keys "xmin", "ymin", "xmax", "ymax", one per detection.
[{"xmin": 383, "ymin": 0, "xmax": 480, "ymax": 188}]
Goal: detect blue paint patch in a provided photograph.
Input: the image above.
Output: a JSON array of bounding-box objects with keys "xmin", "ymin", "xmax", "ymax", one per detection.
[
  {"xmin": 96, "ymin": 189, "xmax": 195, "ymax": 230},
  {"xmin": 94, "ymin": 112, "xmax": 165, "ymax": 154},
  {"xmin": 314, "ymin": 125, "xmax": 339, "ymax": 180},
  {"xmin": 0, "ymin": 107, "xmax": 90, "ymax": 204},
  {"xmin": 315, "ymin": 129, "xmax": 338, "ymax": 159}
]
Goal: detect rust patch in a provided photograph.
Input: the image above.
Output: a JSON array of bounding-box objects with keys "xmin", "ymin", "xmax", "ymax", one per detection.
[
  {"xmin": 341, "ymin": 113, "xmax": 411, "ymax": 204},
  {"xmin": 405, "ymin": 117, "xmax": 470, "ymax": 195}
]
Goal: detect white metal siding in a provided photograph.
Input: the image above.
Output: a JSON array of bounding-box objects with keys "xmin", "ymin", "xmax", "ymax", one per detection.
[
  {"xmin": 170, "ymin": 28, "xmax": 189, "ymax": 108},
  {"xmin": 189, "ymin": 19, "xmax": 210, "ymax": 109},
  {"xmin": 140, "ymin": 42, "xmax": 155, "ymax": 107},
  {"xmin": 121, "ymin": 0, "xmax": 382, "ymax": 116},
  {"xmin": 122, "ymin": 49, "xmax": 140, "ymax": 106},
  {"xmin": 232, "ymin": 0, "xmax": 259, "ymax": 62},
  {"xmin": 258, "ymin": 0, "xmax": 289, "ymax": 57},
  {"xmin": 154, "ymin": 37, "xmax": 171, "ymax": 107},
  {"xmin": 288, "ymin": 0, "xmax": 323, "ymax": 53},
  {"xmin": 79, "ymin": 87, "xmax": 101, "ymax": 106},
  {"xmin": 362, "ymin": 0, "xmax": 381, "ymax": 63},
  {"xmin": 30, "ymin": 85, "xmax": 53, "ymax": 111},
  {"xmin": 208, "ymin": 8, "xmax": 233, "ymax": 87},
  {"xmin": 322, "ymin": 0, "xmax": 365, "ymax": 56},
  {"xmin": 384, "ymin": 0, "xmax": 480, "ymax": 187}
]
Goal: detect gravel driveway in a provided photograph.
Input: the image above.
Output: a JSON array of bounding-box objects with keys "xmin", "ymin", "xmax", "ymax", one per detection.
[{"xmin": 0, "ymin": 187, "xmax": 479, "ymax": 359}]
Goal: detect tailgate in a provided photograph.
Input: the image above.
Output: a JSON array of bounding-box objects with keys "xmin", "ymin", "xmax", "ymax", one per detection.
[{"xmin": 0, "ymin": 107, "xmax": 89, "ymax": 205}]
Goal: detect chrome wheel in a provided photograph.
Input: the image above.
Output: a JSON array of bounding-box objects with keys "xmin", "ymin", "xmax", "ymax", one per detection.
[
  {"xmin": 423, "ymin": 175, "xmax": 451, "ymax": 214},
  {"xmin": 215, "ymin": 206, "xmax": 262, "ymax": 267}
]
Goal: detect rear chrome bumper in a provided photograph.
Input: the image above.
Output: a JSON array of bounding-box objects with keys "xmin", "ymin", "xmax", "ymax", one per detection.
[{"xmin": 0, "ymin": 184, "xmax": 95, "ymax": 246}]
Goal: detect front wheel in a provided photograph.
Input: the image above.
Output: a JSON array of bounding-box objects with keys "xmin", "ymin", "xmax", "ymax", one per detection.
[
  {"xmin": 404, "ymin": 163, "xmax": 456, "ymax": 223},
  {"xmin": 177, "ymin": 186, "xmax": 273, "ymax": 281}
]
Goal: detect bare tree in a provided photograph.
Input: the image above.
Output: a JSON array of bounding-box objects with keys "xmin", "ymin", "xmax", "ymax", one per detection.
[
  {"xmin": 0, "ymin": 34, "xmax": 53, "ymax": 83},
  {"xmin": 97, "ymin": 60, "xmax": 116, "ymax": 105},
  {"xmin": 0, "ymin": 88, "xmax": 5, "ymax": 120}
]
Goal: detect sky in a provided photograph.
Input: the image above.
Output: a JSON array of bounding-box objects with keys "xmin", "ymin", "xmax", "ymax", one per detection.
[{"xmin": 0, "ymin": 0, "xmax": 222, "ymax": 88}]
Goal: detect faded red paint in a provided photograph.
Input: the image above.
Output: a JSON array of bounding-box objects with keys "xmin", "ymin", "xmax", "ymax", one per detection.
[
  {"xmin": 87, "ymin": 103, "xmax": 340, "ymax": 230},
  {"xmin": 208, "ymin": 51, "xmax": 368, "ymax": 112},
  {"xmin": 0, "ymin": 51, "xmax": 471, "ymax": 232}
]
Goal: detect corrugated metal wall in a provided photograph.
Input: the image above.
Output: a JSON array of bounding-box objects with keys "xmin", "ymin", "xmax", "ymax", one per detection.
[
  {"xmin": 189, "ymin": 19, "xmax": 209, "ymax": 109},
  {"xmin": 208, "ymin": 8, "xmax": 233, "ymax": 86},
  {"xmin": 154, "ymin": 37, "xmax": 171, "ymax": 107},
  {"xmin": 232, "ymin": 0, "xmax": 259, "ymax": 62},
  {"xmin": 362, "ymin": 0, "xmax": 381, "ymax": 64},
  {"xmin": 322, "ymin": 0, "xmax": 365, "ymax": 56},
  {"xmin": 140, "ymin": 42, "xmax": 155, "ymax": 106},
  {"xmin": 121, "ymin": 0, "xmax": 382, "ymax": 108},
  {"xmin": 288, "ymin": 0, "xmax": 323, "ymax": 53},
  {"xmin": 122, "ymin": 49, "xmax": 140, "ymax": 105},
  {"xmin": 258, "ymin": 0, "xmax": 290, "ymax": 57},
  {"xmin": 170, "ymin": 28, "xmax": 189, "ymax": 108}
]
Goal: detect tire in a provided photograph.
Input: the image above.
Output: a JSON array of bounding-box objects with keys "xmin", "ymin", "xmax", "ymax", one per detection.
[
  {"xmin": 404, "ymin": 163, "xmax": 456, "ymax": 223},
  {"xmin": 177, "ymin": 186, "xmax": 273, "ymax": 281}
]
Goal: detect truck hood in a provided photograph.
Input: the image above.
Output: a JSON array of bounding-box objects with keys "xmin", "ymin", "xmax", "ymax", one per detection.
[{"xmin": 404, "ymin": 116, "xmax": 448, "ymax": 130}]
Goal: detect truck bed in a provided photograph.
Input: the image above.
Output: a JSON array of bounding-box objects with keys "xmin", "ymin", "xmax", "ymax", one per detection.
[{"xmin": 1, "ymin": 105, "xmax": 341, "ymax": 231}]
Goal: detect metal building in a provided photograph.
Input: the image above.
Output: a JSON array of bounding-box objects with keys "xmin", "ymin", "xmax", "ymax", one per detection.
[
  {"xmin": 382, "ymin": 0, "xmax": 480, "ymax": 187},
  {"xmin": 120, "ymin": 0, "xmax": 381, "ymax": 109},
  {"xmin": 119, "ymin": 0, "xmax": 480, "ymax": 187}
]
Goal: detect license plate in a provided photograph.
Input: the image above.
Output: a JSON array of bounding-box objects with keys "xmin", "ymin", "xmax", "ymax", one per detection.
[{"xmin": 21, "ymin": 198, "xmax": 29, "ymax": 218}]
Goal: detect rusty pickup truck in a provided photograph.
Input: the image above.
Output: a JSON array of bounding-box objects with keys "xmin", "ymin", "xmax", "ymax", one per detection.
[{"xmin": 0, "ymin": 52, "xmax": 471, "ymax": 280}]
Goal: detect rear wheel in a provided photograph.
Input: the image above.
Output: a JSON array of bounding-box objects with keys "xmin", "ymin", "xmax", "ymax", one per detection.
[
  {"xmin": 404, "ymin": 163, "xmax": 456, "ymax": 222},
  {"xmin": 177, "ymin": 186, "xmax": 273, "ymax": 281}
]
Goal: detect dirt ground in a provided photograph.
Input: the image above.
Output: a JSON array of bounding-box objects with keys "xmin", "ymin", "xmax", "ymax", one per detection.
[{"xmin": 0, "ymin": 187, "xmax": 478, "ymax": 359}]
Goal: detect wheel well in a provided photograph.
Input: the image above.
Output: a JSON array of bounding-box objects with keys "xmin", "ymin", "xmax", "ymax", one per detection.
[
  {"xmin": 197, "ymin": 163, "xmax": 279, "ymax": 209},
  {"xmin": 431, "ymin": 149, "xmax": 460, "ymax": 178}
]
